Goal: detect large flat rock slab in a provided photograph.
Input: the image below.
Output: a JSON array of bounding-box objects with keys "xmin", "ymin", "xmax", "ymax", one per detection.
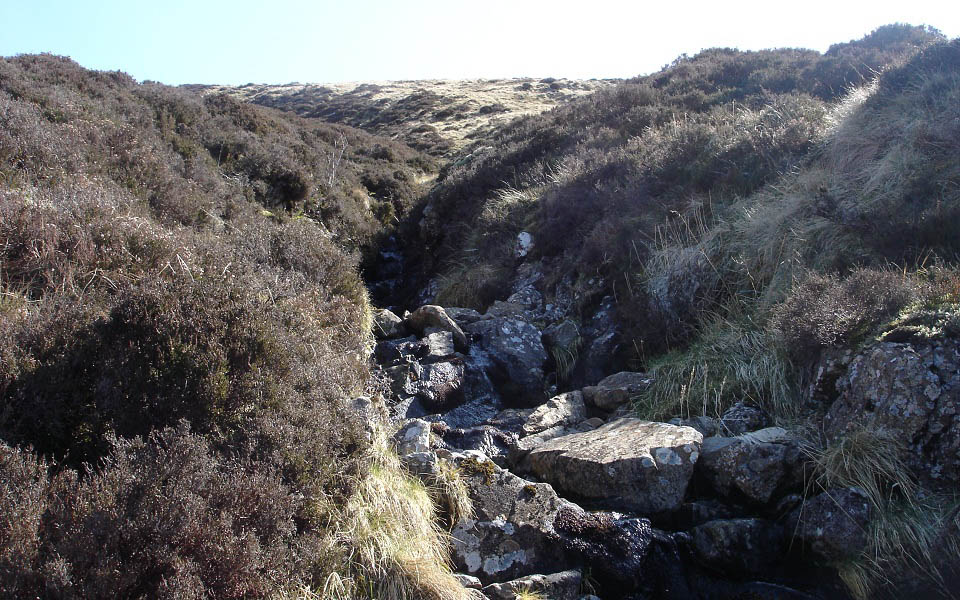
[{"xmin": 522, "ymin": 418, "xmax": 702, "ymax": 515}]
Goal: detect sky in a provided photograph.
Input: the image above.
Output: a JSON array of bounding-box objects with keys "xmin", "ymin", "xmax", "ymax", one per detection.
[{"xmin": 1, "ymin": 0, "xmax": 957, "ymax": 86}]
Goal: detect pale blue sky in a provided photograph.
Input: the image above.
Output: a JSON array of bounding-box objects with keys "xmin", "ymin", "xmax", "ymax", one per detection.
[{"xmin": 1, "ymin": 0, "xmax": 957, "ymax": 85}]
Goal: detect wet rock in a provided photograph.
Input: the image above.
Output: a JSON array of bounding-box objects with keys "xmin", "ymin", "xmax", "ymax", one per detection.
[
  {"xmin": 486, "ymin": 408, "xmax": 535, "ymax": 435},
  {"xmin": 674, "ymin": 500, "xmax": 743, "ymax": 530},
  {"xmin": 450, "ymin": 453, "xmax": 578, "ymax": 583},
  {"xmin": 406, "ymin": 305, "xmax": 470, "ymax": 352},
  {"xmin": 444, "ymin": 307, "xmax": 484, "ymax": 327},
  {"xmin": 441, "ymin": 426, "xmax": 517, "ymax": 467},
  {"xmin": 373, "ymin": 308, "xmax": 406, "ymax": 339},
  {"xmin": 439, "ymin": 349, "xmax": 507, "ymax": 429},
  {"xmin": 572, "ymin": 297, "xmax": 620, "ymax": 386},
  {"xmin": 375, "ymin": 335, "xmax": 422, "ymax": 364},
  {"xmin": 466, "ymin": 317, "xmax": 548, "ymax": 406},
  {"xmin": 483, "ymin": 570, "xmax": 580, "ymax": 600},
  {"xmin": 718, "ymin": 402, "xmax": 767, "ymax": 435},
  {"xmin": 522, "ymin": 391, "xmax": 587, "ymax": 436},
  {"xmin": 523, "ymin": 418, "xmax": 702, "ymax": 515},
  {"xmin": 407, "ymin": 360, "xmax": 465, "ymax": 411},
  {"xmin": 583, "ymin": 371, "xmax": 652, "ymax": 411},
  {"xmin": 697, "ymin": 427, "xmax": 802, "ymax": 505},
  {"xmin": 691, "ymin": 518, "xmax": 785, "ymax": 576},
  {"xmin": 790, "ymin": 487, "xmax": 871, "ymax": 561},
  {"xmin": 552, "ymin": 507, "xmax": 693, "ymax": 597},
  {"xmin": 825, "ymin": 338, "xmax": 960, "ymax": 485}
]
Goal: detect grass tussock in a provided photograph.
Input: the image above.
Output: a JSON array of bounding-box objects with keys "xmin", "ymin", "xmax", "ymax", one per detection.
[
  {"xmin": 320, "ymin": 434, "xmax": 479, "ymax": 600},
  {"xmin": 808, "ymin": 427, "xmax": 960, "ymax": 599}
]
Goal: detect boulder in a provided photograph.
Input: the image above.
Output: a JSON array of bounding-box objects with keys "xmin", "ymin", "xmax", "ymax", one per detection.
[
  {"xmin": 790, "ymin": 487, "xmax": 871, "ymax": 561},
  {"xmin": 439, "ymin": 350, "xmax": 507, "ymax": 429},
  {"xmin": 374, "ymin": 335, "xmax": 421, "ymax": 364},
  {"xmin": 542, "ymin": 320, "xmax": 581, "ymax": 354},
  {"xmin": 483, "ymin": 570, "xmax": 580, "ymax": 600},
  {"xmin": 406, "ymin": 305, "xmax": 469, "ymax": 352},
  {"xmin": 422, "ymin": 330, "xmax": 456, "ymax": 362},
  {"xmin": 441, "ymin": 426, "xmax": 517, "ymax": 467},
  {"xmin": 393, "ymin": 418, "xmax": 432, "ymax": 456},
  {"xmin": 450, "ymin": 453, "xmax": 578, "ymax": 583},
  {"xmin": 669, "ymin": 415, "xmax": 719, "ymax": 437},
  {"xmin": 690, "ymin": 518, "xmax": 785, "ymax": 576},
  {"xmin": 583, "ymin": 371, "xmax": 652, "ymax": 411},
  {"xmin": 522, "ymin": 391, "xmax": 587, "ymax": 436},
  {"xmin": 373, "ymin": 308, "xmax": 405, "ymax": 339},
  {"xmin": 522, "ymin": 418, "xmax": 702, "ymax": 515},
  {"xmin": 466, "ymin": 317, "xmax": 548, "ymax": 406},
  {"xmin": 718, "ymin": 402, "xmax": 767, "ymax": 435},
  {"xmin": 444, "ymin": 307, "xmax": 484, "ymax": 327},
  {"xmin": 697, "ymin": 427, "xmax": 802, "ymax": 505},
  {"xmin": 407, "ymin": 360, "xmax": 465, "ymax": 411},
  {"xmin": 825, "ymin": 338, "xmax": 960, "ymax": 485}
]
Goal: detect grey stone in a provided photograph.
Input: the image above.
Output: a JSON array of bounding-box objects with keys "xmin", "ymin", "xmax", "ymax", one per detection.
[
  {"xmin": 373, "ymin": 308, "xmax": 405, "ymax": 339},
  {"xmin": 453, "ymin": 573, "xmax": 482, "ymax": 589},
  {"xmin": 583, "ymin": 371, "xmax": 652, "ymax": 411},
  {"xmin": 522, "ymin": 391, "xmax": 587, "ymax": 436},
  {"xmin": 483, "ymin": 570, "xmax": 581, "ymax": 600},
  {"xmin": 407, "ymin": 360, "xmax": 465, "ymax": 410},
  {"xmin": 697, "ymin": 427, "xmax": 801, "ymax": 505},
  {"xmin": 421, "ymin": 330, "xmax": 455, "ymax": 362},
  {"xmin": 790, "ymin": 487, "xmax": 871, "ymax": 561},
  {"xmin": 523, "ymin": 418, "xmax": 703, "ymax": 514},
  {"xmin": 718, "ymin": 402, "xmax": 767, "ymax": 435},
  {"xmin": 450, "ymin": 453, "xmax": 578, "ymax": 583},
  {"xmin": 406, "ymin": 305, "xmax": 470, "ymax": 352},
  {"xmin": 825, "ymin": 338, "xmax": 960, "ymax": 485},
  {"xmin": 393, "ymin": 418, "xmax": 432, "ymax": 456},
  {"xmin": 543, "ymin": 320, "xmax": 581, "ymax": 353},
  {"xmin": 466, "ymin": 317, "xmax": 548, "ymax": 406},
  {"xmin": 444, "ymin": 307, "xmax": 485, "ymax": 327}
]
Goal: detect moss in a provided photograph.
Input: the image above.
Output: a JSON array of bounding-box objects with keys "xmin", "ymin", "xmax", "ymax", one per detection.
[{"xmin": 458, "ymin": 456, "xmax": 497, "ymax": 484}]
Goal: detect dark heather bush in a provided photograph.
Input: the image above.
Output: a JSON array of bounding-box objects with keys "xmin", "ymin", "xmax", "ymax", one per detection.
[
  {"xmin": 769, "ymin": 269, "xmax": 922, "ymax": 360},
  {"xmin": 0, "ymin": 53, "xmax": 430, "ymax": 596}
]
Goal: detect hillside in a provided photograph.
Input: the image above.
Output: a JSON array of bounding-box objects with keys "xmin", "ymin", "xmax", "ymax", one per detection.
[
  {"xmin": 2, "ymin": 22, "xmax": 960, "ymax": 600},
  {"xmin": 191, "ymin": 77, "xmax": 614, "ymax": 157}
]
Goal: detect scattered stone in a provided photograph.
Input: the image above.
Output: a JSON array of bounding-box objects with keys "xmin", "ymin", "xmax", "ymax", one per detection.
[
  {"xmin": 373, "ymin": 308, "xmax": 406, "ymax": 339},
  {"xmin": 697, "ymin": 427, "xmax": 802, "ymax": 505},
  {"xmin": 583, "ymin": 371, "xmax": 652, "ymax": 411},
  {"xmin": 466, "ymin": 317, "xmax": 548, "ymax": 406},
  {"xmin": 406, "ymin": 305, "xmax": 470, "ymax": 352},
  {"xmin": 691, "ymin": 518, "xmax": 785, "ymax": 576},
  {"xmin": 522, "ymin": 391, "xmax": 587, "ymax": 436},
  {"xmin": 483, "ymin": 569, "xmax": 581, "ymax": 600},
  {"xmin": 718, "ymin": 402, "xmax": 767, "ymax": 435},
  {"xmin": 790, "ymin": 487, "xmax": 871, "ymax": 561},
  {"xmin": 523, "ymin": 418, "xmax": 702, "ymax": 514}
]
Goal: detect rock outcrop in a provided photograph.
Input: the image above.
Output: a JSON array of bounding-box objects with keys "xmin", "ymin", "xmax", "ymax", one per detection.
[{"xmin": 522, "ymin": 418, "xmax": 703, "ymax": 514}]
